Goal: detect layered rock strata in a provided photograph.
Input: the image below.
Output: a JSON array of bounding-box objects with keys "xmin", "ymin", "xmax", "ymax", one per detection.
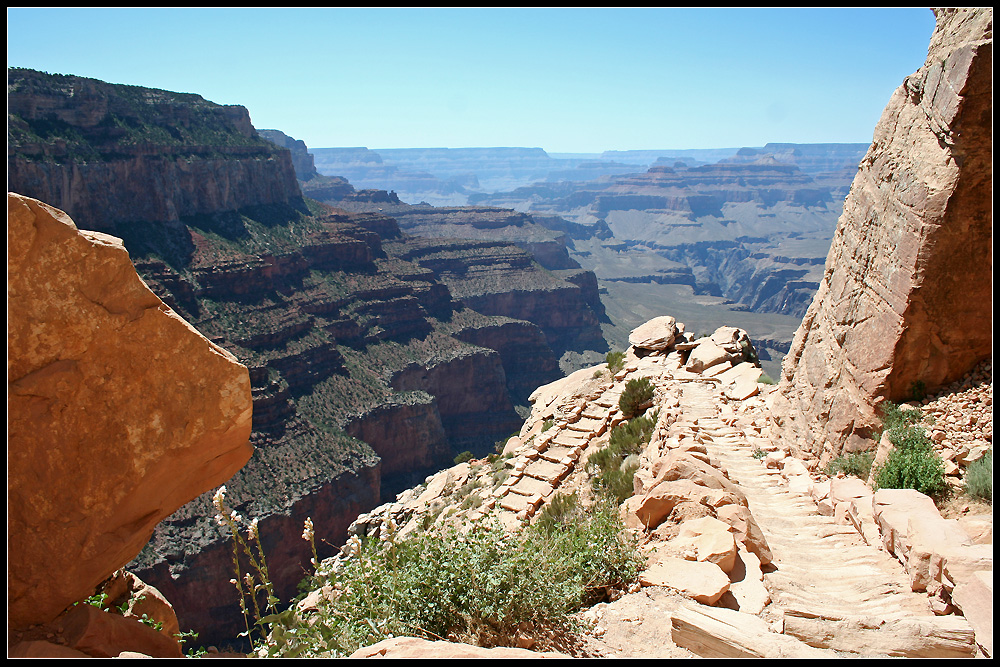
[
  {"xmin": 771, "ymin": 7, "xmax": 993, "ymax": 461},
  {"xmin": 127, "ymin": 204, "xmax": 542, "ymax": 644},
  {"xmin": 8, "ymin": 69, "xmax": 304, "ymax": 247},
  {"xmin": 7, "ymin": 193, "xmax": 253, "ymax": 630}
]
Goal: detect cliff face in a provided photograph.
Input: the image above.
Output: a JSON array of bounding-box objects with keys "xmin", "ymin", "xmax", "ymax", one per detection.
[
  {"xmin": 7, "ymin": 193, "xmax": 253, "ymax": 630},
  {"xmin": 383, "ymin": 235, "xmax": 607, "ymax": 362},
  {"xmin": 7, "ymin": 68, "xmax": 304, "ymax": 243},
  {"xmin": 771, "ymin": 7, "xmax": 993, "ymax": 461}
]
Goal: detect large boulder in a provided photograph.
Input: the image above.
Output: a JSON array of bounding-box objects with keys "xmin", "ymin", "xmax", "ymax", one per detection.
[
  {"xmin": 7, "ymin": 193, "xmax": 254, "ymax": 628},
  {"xmin": 640, "ymin": 556, "xmax": 730, "ymax": 605},
  {"xmin": 770, "ymin": 8, "xmax": 993, "ymax": 460},
  {"xmin": 628, "ymin": 315, "xmax": 678, "ymax": 351}
]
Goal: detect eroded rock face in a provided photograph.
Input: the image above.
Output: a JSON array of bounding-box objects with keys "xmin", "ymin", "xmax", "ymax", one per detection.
[
  {"xmin": 7, "ymin": 193, "xmax": 254, "ymax": 628},
  {"xmin": 771, "ymin": 7, "xmax": 993, "ymax": 460}
]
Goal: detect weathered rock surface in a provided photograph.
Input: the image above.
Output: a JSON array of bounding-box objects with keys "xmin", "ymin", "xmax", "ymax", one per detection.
[
  {"xmin": 7, "ymin": 193, "xmax": 254, "ymax": 628},
  {"xmin": 952, "ymin": 570, "xmax": 993, "ymax": 657},
  {"xmin": 628, "ymin": 315, "xmax": 678, "ymax": 351},
  {"xmin": 771, "ymin": 7, "xmax": 993, "ymax": 461}
]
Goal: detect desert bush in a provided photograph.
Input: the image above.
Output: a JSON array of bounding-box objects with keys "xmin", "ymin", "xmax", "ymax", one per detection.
[
  {"xmin": 874, "ymin": 447, "xmax": 947, "ymax": 497},
  {"xmin": 871, "ymin": 401, "xmax": 946, "ymax": 497},
  {"xmin": 824, "ymin": 451, "xmax": 875, "ymax": 480},
  {"xmin": 878, "ymin": 400, "xmax": 924, "ymax": 434},
  {"xmin": 273, "ymin": 502, "xmax": 641, "ymax": 656},
  {"xmin": 587, "ymin": 411, "xmax": 658, "ymax": 503},
  {"xmin": 605, "ymin": 350, "xmax": 625, "ymax": 374},
  {"xmin": 453, "ymin": 450, "xmax": 474, "ymax": 465},
  {"xmin": 618, "ymin": 377, "xmax": 654, "ymax": 419},
  {"xmin": 964, "ymin": 450, "xmax": 992, "ymax": 503},
  {"xmin": 909, "ymin": 380, "xmax": 928, "ymax": 401},
  {"xmin": 534, "ymin": 491, "xmax": 584, "ymax": 535}
]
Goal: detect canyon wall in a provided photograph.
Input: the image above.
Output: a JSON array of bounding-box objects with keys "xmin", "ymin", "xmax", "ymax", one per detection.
[
  {"xmin": 770, "ymin": 7, "xmax": 993, "ymax": 462},
  {"xmin": 8, "ymin": 68, "xmax": 304, "ymax": 245}
]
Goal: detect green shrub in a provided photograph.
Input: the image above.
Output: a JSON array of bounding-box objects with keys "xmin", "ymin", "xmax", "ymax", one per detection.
[
  {"xmin": 758, "ymin": 373, "xmax": 775, "ymax": 385},
  {"xmin": 878, "ymin": 400, "xmax": 924, "ymax": 434},
  {"xmin": 825, "ymin": 451, "xmax": 875, "ymax": 480},
  {"xmin": 587, "ymin": 411, "xmax": 657, "ymax": 503},
  {"xmin": 871, "ymin": 401, "xmax": 946, "ymax": 497},
  {"xmin": 873, "ymin": 447, "xmax": 947, "ymax": 497},
  {"xmin": 618, "ymin": 377, "xmax": 654, "ymax": 419},
  {"xmin": 284, "ymin": 503, "xmax": 641, "ymax": 655},
  {"xmin": 453, "ymin": 450, "xmax": 474, "ymax": 465},
  {"xmin": 964, "ymin": 450, "xmax": 992, "ymax": 503},
  {"xmin": 534, "ymin": 492, "xmax": 583, "ymax": 535},
  {"xmin": 605, "ymin": 350, "xmax": 625, "ymax": 374}
]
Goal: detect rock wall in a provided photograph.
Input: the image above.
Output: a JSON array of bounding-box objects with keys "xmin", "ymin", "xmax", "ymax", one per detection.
[
  {"xmin": 7, "ymin": 193, "xmax": 254, "ymax": 629},
  {"xmin": 771, "ymin": 7, "xmax": 993, "ymax": 461},
  {"xmin": 8, "ymin": 68, "xmax": 304, "ymax": 238}
]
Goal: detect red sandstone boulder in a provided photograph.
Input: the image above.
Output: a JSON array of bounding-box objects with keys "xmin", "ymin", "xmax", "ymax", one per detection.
[
  {"xmin": 56, "ymin": 603, "xmax": 184, "ymax": 658},
  {"xmin": 7, "ymin": 193, "xmax": 254, "ymax": 628}
]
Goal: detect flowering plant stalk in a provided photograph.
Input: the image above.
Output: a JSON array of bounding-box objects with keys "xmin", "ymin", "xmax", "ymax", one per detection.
[{"xmin": 212, "ymin": 485, "xmax": 280, "ymax": 645}]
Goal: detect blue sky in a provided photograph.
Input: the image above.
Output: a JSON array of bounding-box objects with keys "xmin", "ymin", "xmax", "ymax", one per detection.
[{"xmin": 7, "ymin": 7, "xmax": 937, "ymax": 154}]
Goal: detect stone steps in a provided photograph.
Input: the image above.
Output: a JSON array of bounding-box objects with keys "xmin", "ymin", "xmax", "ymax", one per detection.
[{"xmin": 672, "ymin": 382, "xmax": 975, "ymax": 657}]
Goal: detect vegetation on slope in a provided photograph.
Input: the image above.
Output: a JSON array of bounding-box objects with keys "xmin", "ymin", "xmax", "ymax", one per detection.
[
  {"xmin": 218, "ymin": 496, "xmax": 640, "ymax": 657},
  {"xmin": 871, "ymin": 401, "xmax": 947, "ymax": 498}
]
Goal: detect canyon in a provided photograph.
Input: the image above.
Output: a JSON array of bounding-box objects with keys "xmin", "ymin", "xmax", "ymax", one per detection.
[
  {"xmin": 303, "ymin": 136, "xmax": 870, "ymax": 380},
  {"xmin": 6, "ymin": 6, "xmax": 992, "ymax": 657},
  {"xmin": 7, "ymin": 68, "xmax": 606, "ymax": 645}
]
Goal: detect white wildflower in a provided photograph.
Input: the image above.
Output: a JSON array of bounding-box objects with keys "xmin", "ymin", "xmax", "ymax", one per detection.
[
  {"xmin": 212, "ymin": 485, "xmax": 227, "ymax": 513},
  {"xmin": 247, "ymin": 517, "xmax": 259, "ymax": 541},
  {"xmin": 302, "ymin": 517, "xmax": 315, "ymax": 542}
]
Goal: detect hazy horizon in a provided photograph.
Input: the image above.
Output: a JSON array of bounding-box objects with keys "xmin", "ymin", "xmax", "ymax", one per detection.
[{"xmin": 7, "ymin": 7, "xmax": 936, "ymax": 154}]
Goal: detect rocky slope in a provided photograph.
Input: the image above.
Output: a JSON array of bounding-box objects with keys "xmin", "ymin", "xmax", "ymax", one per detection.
[
  {"xmin": 771, "ymin": 7, "xmax": 993, "ymax": 462},
  {"xmin": 311, "ymin": 314, "xmax": 989, "ymax": 659}
]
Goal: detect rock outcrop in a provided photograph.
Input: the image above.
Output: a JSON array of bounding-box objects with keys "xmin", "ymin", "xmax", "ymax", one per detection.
[
  {"xmin": 7, "ymin": 68, "xmax": 304, "ymax": 251},
  {"xmin": 7, "ymin": 193, "xmax": 253, "ymax": 629},
  {"xmin": 771, "ymin": 7, "xmax": 993, "ymax": 461}
]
